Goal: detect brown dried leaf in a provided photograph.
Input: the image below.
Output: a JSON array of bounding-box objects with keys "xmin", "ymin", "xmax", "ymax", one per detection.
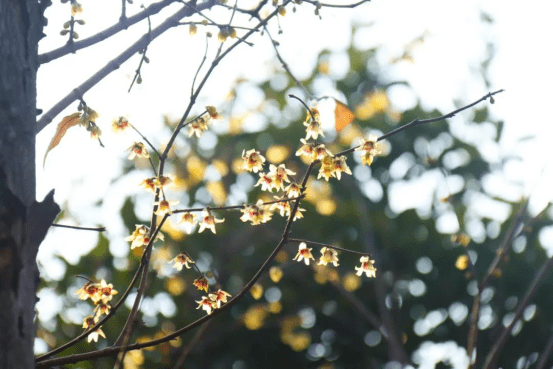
[
  {"xmin": 334, "ymin": 99, "xmax": 355, "ymax": 132},
  {"xmin": 43, "ymin": 112, "xmax": 81, "ymax": 168}
]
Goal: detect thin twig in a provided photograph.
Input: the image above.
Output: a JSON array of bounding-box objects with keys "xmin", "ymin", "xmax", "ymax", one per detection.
[
  {"xmin": 129, "ymin": 123, "xmax": 160, "ymax": 158},
  {"xmin": 536, "ymin": 330, "xmax": 553, "ymax": 369},
  {"xmin": 172, "ymin": 196, "xmax": 303, "ymax": 214},
  {"xmin": 336, "ymin": 89, "xmax": 505, "ymax": 157},
  {"xmin": 37, "ymin": 1, "xmax": 215, "ymax": 134},
  {"xmin": 50, "ymin": 223, "xmax": 106, "ymax": 232},
  {"xmin": 288, "ymin": 94, "xmax": 316, "ymax": 121},
  {"xmin": 39, "ymin": 0, "xmax": 178, "ymax": 64},
  {"xmin": 174, "ymin": 319, "xmax": 212, "ymax": 368},
  {"xmin": 483, "ymin": 257, "xmax": 553, "ymax": 369},
  {"xmin": 128, "ymin": 8, "xmax": 152, "ymax": 93},
  {"xmin": 288, "ymin": 238, "xmax": 371, "ymax": 257}
]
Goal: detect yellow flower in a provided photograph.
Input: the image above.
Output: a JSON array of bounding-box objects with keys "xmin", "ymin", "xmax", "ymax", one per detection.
[
  {"xmin": 93, "ymin": 302, "xmax": 111, "ymax": 319},
  {"xmin": 303, "ymin": 108, "xmax": 324, "ymax": 140},
  {"xmin": 284, "ymin": 182, "xmax": 302, "ymax": 198},
  {"xmin": 128, "ymin": 142, "xmax": 149, "ymax": 160},
  {"xmin": 355, "ymin": 256, "xmax": 376, "ymax": 278},
  {"xmin": 87, "ymin": 122, "xmax": 102, "ymax": 140},
  {"xmin": 332, "ymin": 156, "xmax": 352, "ymax": 180},
  {"xmin": 99, "ymin": 279, "xmax": 118, "ymax": 304},
  {"xmin": 153, "ymin": 199, "xmax": 179, "ymax": 216},
  {"xmin": 193, "ymin": 276, "xmax": 209, "ymax": 293},
  {"xmin": 189, "ymin": 23, "xmax": 198, "ymax": 36},
  {"xmin": 296, "ymin": 139, "xmax": 314, "ymax": 159},
  {"xmin": 208, "ymin": 289, "xmax": 231, "ymax": 308},
  {"xmin": 255, "ymin": 172, "xmax": 274, "ymax": 192},
  {"xmin": 198, "ymin": 209, "xmax": 225, "ymax": 234},
  {"xmin": 355, "ymin": 135, "xmax": 382, "ymax": 166},
  {"xmin": 318, "ymin": 247, "xmax": 339, "ymax": 267},
  {"xmin": 168, "ymin": 252, "xmax": 195, "ymax": 271},
  {"xmin": 125, "ymin": 224, "xmax": 164, "ymax": 249},
  {"xmin": 75, "ymin": 282, "xmax": 101, "ymax": 303},
  {"xmin": 240, "ymin": 200, "xmax": 273, "ymax": 225},
  {"xmin": 313, "ymin": 144, "xmax": 332, "ymax": 161},
  {"xmin": 111, "ymin": 117, "xmax": 129, "ymax": 132},
  {"xmin": 188, "ymin": 116, "xmax": 209, "ymax": 137},
  {"xmin": 270, "ymin": 196, "xmax": 291, "ymax": 217},
  {"xmin": 82, "ymin": 316, "xmax": 106, "ymax": 343},
  {"xmin": 71, "ymin": 1, "xmax": 83, "ymax": 16},
  {"xmin": 196, "ymin": 296, "xmax": 216, "ymax": 315},
  {"xmin": 317, "ymin": 155, "xmax": 335, "ymax": 181},
  {"xmin": 242, "ymin": 149, "xmax": 266, "ymax": 173},
  {"xmin": 293, "ymin": 242, "xmax": 314, "ymax": 265},
  {"xmin": 179, "ymin": 212, "xmax": 197, "ymax": 234}
]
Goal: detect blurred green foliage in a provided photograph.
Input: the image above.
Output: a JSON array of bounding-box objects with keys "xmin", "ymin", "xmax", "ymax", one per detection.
[{"xmin": 37, "ymin": 24, "xmax": 553, "ymax": 369}]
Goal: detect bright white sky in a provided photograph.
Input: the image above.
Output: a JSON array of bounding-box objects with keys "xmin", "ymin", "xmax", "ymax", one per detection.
[{"xmin": 34, "ymin": 0, "xmax": 553, "ymax": 361}]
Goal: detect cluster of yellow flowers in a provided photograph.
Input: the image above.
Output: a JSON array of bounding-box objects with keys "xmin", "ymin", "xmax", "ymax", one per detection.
[
  {"xmin": 188, "ymin": 106, "xmax": 223, "ymax": 138},
  {"xmin": 75, "ymin": 280, "xmax": 118, "ymax": 342},
  {"xmin": 293, "ymin": 242, "xmax": 376, "ymax": 278}
]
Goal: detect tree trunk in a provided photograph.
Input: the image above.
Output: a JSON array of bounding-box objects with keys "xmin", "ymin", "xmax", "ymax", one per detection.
[{"xmin": 0, "ymin": 0, "xmax": 59, "ymax": 368}]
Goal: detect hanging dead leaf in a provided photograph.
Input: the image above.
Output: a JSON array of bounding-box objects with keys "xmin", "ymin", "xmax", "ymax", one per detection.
[
  {"xmin": 334, "ymin": 99, "xmax": 355, "ymax": 132},
  {"xmin": 43, "ymin": 112, "xmax": 82, "ymax": 168}
]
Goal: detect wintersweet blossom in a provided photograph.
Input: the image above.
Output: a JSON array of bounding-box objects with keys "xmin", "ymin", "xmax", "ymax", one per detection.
[
  {"xmin": 318, "ymin": 247, "xmax": 339, "ymax": 267},
  {"xmin": 318, "ymin": 155, "xmax": 335, "ymax": 181},
  {"xmin": 153, "ymin": 199, "xmax": 179, "ymax": 216},
  {"xmin": 313, "ymin": 144, "xmax": 332, "ymax": 161},
  {"xmin": 82, "ymin": 316, "xmax": 106, "ymax": 343},
  {"xmin": 332, "ymin": 156, "xmax": 352, "ymax": 180},
  {"xmin": 168, "ymin": 252, "xmax": 195, "ymax": 271},
  {"xmin": 112, "ymin": 116, "xmax": 129, "ymax": 132},
  {"xmin": 179, "ymin": 212, "xmax": 197, "ymax": 234},
  {"xmin": 291, "ymin": 206, "xmax": 306, "ymax": 221},
  {"xmin": 242, "ymin": 149, "xmax": 266, "ymax": 173},
  {"xmin": 193, "ymin": 276, "xmax": 209, "ymax": 292},
  {"xmin": 75, "ymin": 282, "xmax": 100, "ymax": 302},
  {"xmin": 188, "ymin": 116, "xmax": 209, "ymax": 137},
  {"xmin": 295, "ymin": 139, "xmax": 314, "ymax": 159},
  {"xmin": 93, "ymin": 302, "xmax": 111, "ymax": 319},
  {"xmin": 196, "ymin": 296, "xmax": 217, "ymax": 315},
  {"xmin": 293, "ymin": 242, "xmax": 314, "ymax": 265},
  {"xmin": 125, "ymin": 224, "xmax": 164, "ymax": 249},
  {"xmin": 255, "ymin": 172, "xmax": 273, "ymax": 192},
  {"xmin": 269, "ymin": 164, "xmax": 296, "ymax": 183},
  {"xmin": 206, "ymin": 106, "xmax": 223, "ymax": 121},
  {"xmin": 270, "ymin": 196, "xmax": 291, "ymax": 217},
  {"xmin": 127, "ymin": 142, "xmax": 149, "ymax": 160},
  {"xmin": 303, "ymin": 110, "xmax": 324, "ymax": 140},
  {"xmin": 198, "ymin": 209, "xmax": 225, "ymax": 234},
  {"xmin": 88, "ymin": 123, "xmax": 102, "ymax": 140},
  {"xmin": 140, "ymin": 177, "xmax": 158, "ymax": 193},
  {"xmin": 208, "ymin": 289, "xmax": 232, "ymax": 308},
  {"xmin": 240, "ymin": 200, "xmax": 272, "ymax": 225},
  {"xmin": 284, "ymin": 182, "xmax": 302, "ymax": 198},
  {"xmin": 355, "ymin": 256, "xmax": 377, "ymax": 278},
  {"xmin": 355, "ymin": 135, "xmax": 382, "ymax": 166},
  {"xmin": 99, "ymin": 279, "xmax": 118, "ymax": 303}
]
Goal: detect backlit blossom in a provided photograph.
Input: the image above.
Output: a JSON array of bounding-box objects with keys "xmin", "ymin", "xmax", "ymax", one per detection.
[
  {"xmin": 242, "ymin": 149, "xmax": 266, "ymax": 173},
  {"xmin": 71, "ymin": 1, "xmax": 83, "ymax": 16},
  {"xmin": 355, "ymin": 135, "xmax": 381, "ymax": 166},
  {"xmin": 88, "ymin": 122, "xmax": 102, "ymax": 140},
  {"xmin": 206, "ymin": 106, "xmax": 223, "ymax": 121},
  {"xmin": 140, "ymin": 177, "xmax": 158, "ymax": 193},
  {"xmin": 284, "ymin": 182, "xmax": 302, "ymax": 198},
  {"xmin": 188, "ymin": 116, "xmax": 209, "ymax": 137},
  {"xmin": 318, "ymin": 247, "xmax": 339, "ymax": 267},
  {"xmin": 112, "ymin": 117, "xmax": 129, "ymax": 132},
  {"xmin": 153, "ymin": 199, "xmax": 179, "ymax": 216},
  {"xmin": 303, "ymin": 107, "xmax": 324, "ymax": 140},
  {"xmin": 208, "ymin": 289, "xmax": 231, "ymax": 308},
  {"xmin": 168, "ymin": 252, "xmax": 195, "ymax": 271},
  {"xmin": 125, "ymin": 224, "xmax": 164, "ymax": 249},
  {"xmin": 296, "ymin": 139, "xmax": 314, "ymax": 159},
  {"xmin": 99, "ymin": 279, "xmax": 118, "ymax": 304},
  {"xmin": 82, "ymin": 316, "xmax": 106, "ymax": 343},
  {"xmin": 93, "ymin": 302, "xmax": 111, "ymax": 319},
  {"xmin": 291, "ymin": 206, "xmax": 305, "ymax": 221},
  {"xmin": 196, "ymin": 296, "xmax": 216, "ymax": 315},
  {"xmin": 318, "ymin": 155, "xmax": 335, "ymax": 181},
  {"xmin": 194, "ymin": 276, "xmax": 209, "ymax": 292},
  {"xmin": 128, "ymin": 142, "xmax": 149, "ymax": 160},
  {"xmin": 179, "ymin": 212, "xmax": 197, "ymax": 234},
  {"xmin": 270, "ymin": 196, "xmax": 291, "ymax": 217},
  {"xmin": 240, "ymin": 200, "xmax": 272, "ymax": 225},
  {"xmin": 293, "ymin": 242, "xmax": 314, "ymax": 265},
  {"xmin": 255, "ymin": 172, "xmax": 273, "ymax": 192},
  {"xmin": 75, "ymin": 282, "xmax": 101, "ymax": 303},
  {"xmin": 269, "ymin": 164, "xmax": 296, "ymax": 183},
  {"xmin": 355, "ymin": 256, "xmax": 377, "ymax": 278},
  {"xmin": 198, "ymin": 209, "xmax": 225, "ymax": 234},
  {"xmin": 313, "ymin": 144, "xmax": 332, "ymax": 161},
  {"xmin": 332, "ymin": 156, "xmax": 352, "ymax": 180}
]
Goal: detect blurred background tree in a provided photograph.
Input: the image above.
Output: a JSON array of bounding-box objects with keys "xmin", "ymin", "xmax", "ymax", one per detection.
[{"xmin": 34, "ymin": 2, "xmax": 553, "ymax": 369}]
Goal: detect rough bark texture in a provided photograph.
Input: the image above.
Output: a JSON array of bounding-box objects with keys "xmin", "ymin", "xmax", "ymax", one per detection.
[{"xmin": 0, "ymin": 0, "xmax": 59, "ymax": 368}]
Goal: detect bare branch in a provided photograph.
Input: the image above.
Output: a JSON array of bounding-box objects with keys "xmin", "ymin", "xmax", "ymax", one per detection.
[
  {"xmin": 39, "ymin": 0, "xmax": 178, "ymax": 64},
  {"xmin": 50, "ymin": 223, "xmax": 105, "ymax": 232},
  {"xmin": 37, "ymin": 1, "xmax": 214, "ymax": 134},
  {"xmin": 288, "ymin": 238, "xmax": 371, "ymax": 257}
]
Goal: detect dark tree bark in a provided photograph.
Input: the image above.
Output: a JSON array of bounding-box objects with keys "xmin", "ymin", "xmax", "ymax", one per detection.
[{"xmin": 0, "ymin": 0, "xmax": 59, "ymax": 368}]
